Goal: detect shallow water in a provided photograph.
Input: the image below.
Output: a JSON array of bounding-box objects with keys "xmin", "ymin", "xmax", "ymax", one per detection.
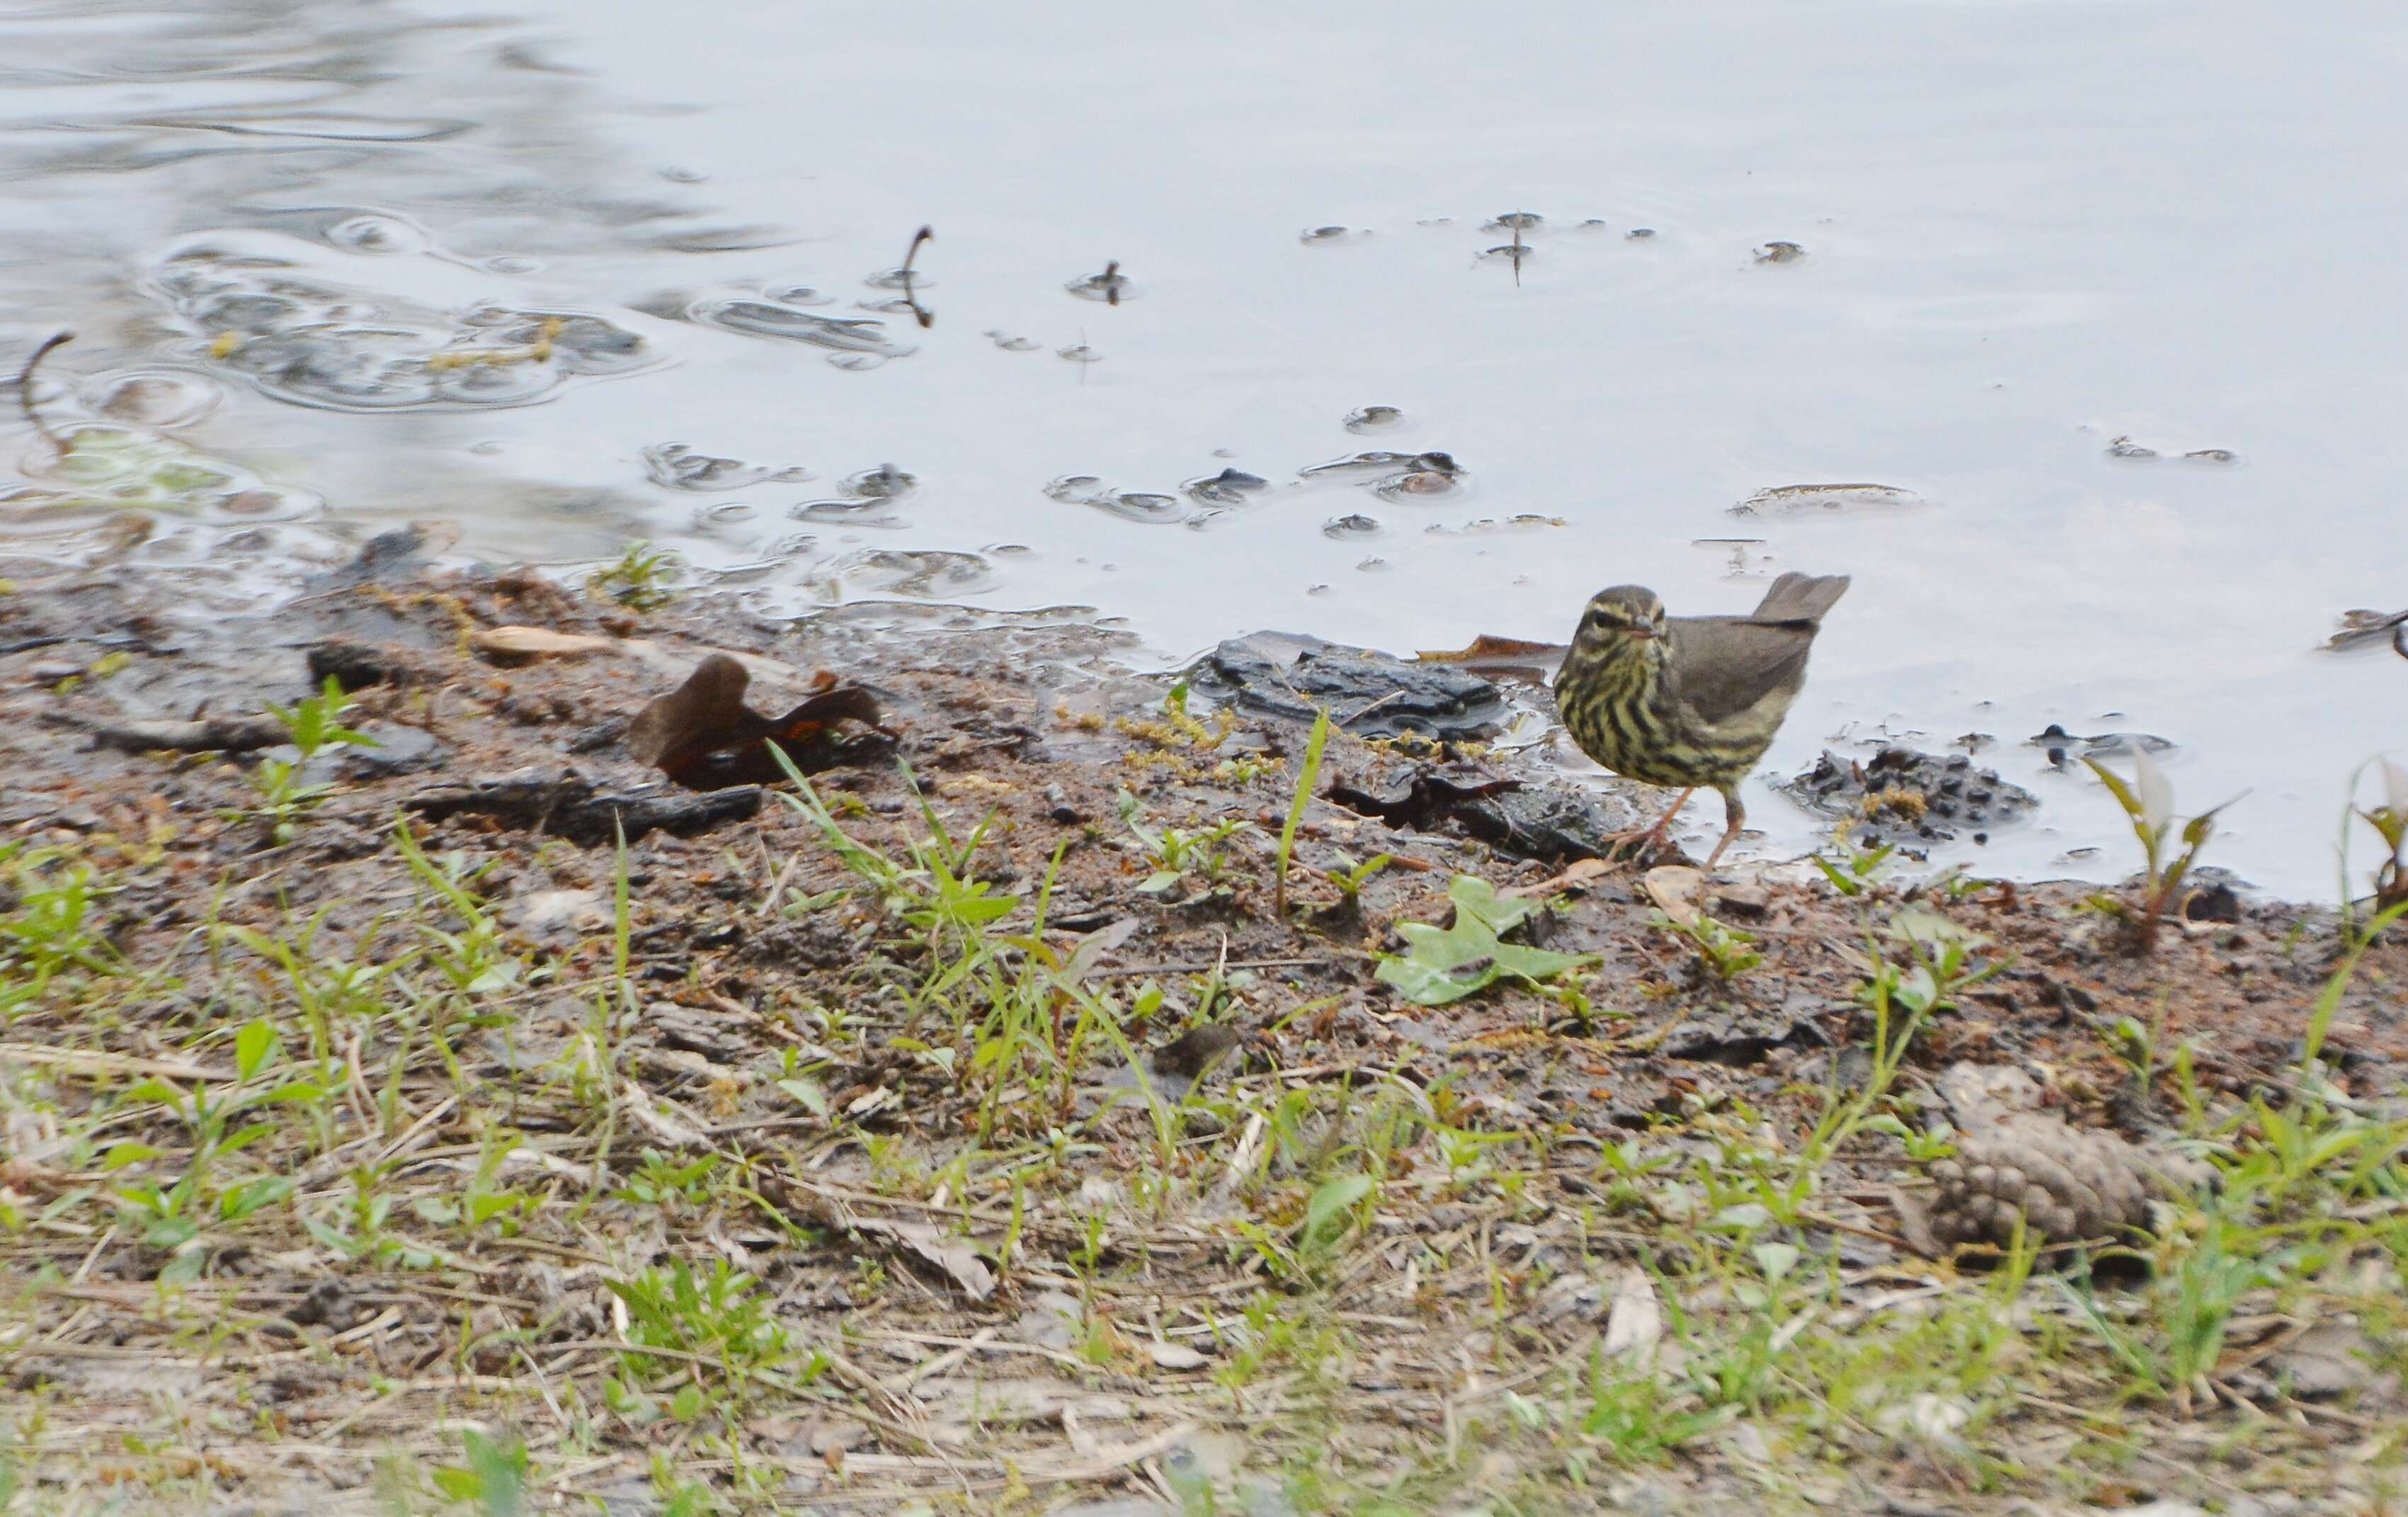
[{"xmin": 4, "ymin": 0, "xmax": 2404, "ymax": 897}]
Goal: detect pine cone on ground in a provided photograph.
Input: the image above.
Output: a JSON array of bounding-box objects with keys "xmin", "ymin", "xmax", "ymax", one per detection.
[{"xmin": 1925, "ymin": 1114, "xmax": 2157, "ymax": 1252}]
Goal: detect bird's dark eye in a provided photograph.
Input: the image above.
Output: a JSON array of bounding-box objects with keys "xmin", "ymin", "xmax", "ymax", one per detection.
[{"xmin": 1587, "ymin": 608, "xmax": 1611, "ymax": 628}]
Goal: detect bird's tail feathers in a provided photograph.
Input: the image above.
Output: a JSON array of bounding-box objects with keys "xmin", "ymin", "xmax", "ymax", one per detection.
[{"xmin": 1750, "ymin": 572, "xmax": 1850, "ymax": 625}]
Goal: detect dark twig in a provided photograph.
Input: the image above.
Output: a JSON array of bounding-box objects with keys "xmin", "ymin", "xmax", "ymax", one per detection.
[
  {"xmin": 900, "ymin": 225, "xmax": 935, "ymax": 329},
  {"xmin": 13, "ymin": 330, "xmax": 74, "ymax": 454},
  {"xmin": 1102, "ymin": 259, "xmax": 1122, "ymax": 307}
]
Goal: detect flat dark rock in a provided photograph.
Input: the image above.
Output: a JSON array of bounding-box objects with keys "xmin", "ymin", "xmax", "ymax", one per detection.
[
  {"xmin": 1192, "ymin": 631, "xmax": 1506, "ymax": 740},
  {"xmin": 1326, "ymin": 758, "xmax": 1634, "ymax": 863},
  {"xmin": 403, "ymin": 767, "xmax": 761, "ymax": 843}
]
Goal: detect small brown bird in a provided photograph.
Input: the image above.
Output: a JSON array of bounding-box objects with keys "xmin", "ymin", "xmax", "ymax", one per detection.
[{"xmin": 1553, "ymin": 572, "xmax": 1850, "ymax": 868}]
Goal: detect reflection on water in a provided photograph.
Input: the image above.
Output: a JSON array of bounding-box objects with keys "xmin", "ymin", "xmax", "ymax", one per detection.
[{"xmin": 4, "ymin": 0, "xmax": 2407, "ymax": 893}]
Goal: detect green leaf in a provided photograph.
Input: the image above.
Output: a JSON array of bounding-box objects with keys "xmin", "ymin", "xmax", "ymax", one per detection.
[
  {"xmin": 1303, "ymin": 1172, "xmax": 1374, "ymax": 1239},
  {"xmin": 777, "ymin": 1076, "xmax": 831, "ymax": 1119},
  {"xmin": 1374, "ymin": 875, "xmax": 1596, "ymax": 1005},
  {"xmin": 234, "ymin": 1018, "xmax": 277, "ymax": 1081},
  {"xmin": 220, "ymin": 1176, "xmax": 293, "ymax": 1222},
  {"xmin": 102, "ymin": 1142, "xmax": 164, "ymax": 1171},
  {"xmin": 1137, "ymin": 870, "xmax": 1183, "ymax": 896}
]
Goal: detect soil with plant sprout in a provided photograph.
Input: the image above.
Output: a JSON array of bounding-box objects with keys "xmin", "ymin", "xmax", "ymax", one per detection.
[{"xmin": 1, "ymin": 560, "xmax": 2404, "ymax": 1517}]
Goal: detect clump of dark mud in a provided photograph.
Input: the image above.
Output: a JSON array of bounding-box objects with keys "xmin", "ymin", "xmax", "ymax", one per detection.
[{"xmin": 1779, "ymin": 745, "xmax": 2038, "ymax": 844}]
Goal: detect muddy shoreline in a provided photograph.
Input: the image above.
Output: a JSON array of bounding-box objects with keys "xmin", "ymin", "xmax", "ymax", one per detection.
[{"xmin": 1, "ymin": 560, "xmax": 2403, "ymax": 1513}]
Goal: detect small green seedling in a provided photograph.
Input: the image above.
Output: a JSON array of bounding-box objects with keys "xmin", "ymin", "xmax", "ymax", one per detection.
[
  {"xmin": 1652, "ymin": 909, "xmax": 1762, "ymax": 982},
  {"xmin": 592, "ymin": 540, "xmax": 679, "ymax": 610},
  {"xmin": 236, "ymin": 675, "xmax": 377, "ymax": 843},
  {"xmin": 1273, "ymin": 706, "xmax": 1332, "ymax": 917},
  {"xmin": 1321, "ymin": 849, "xmax": 1396, "ymax": 910},
  {"xmin": 2083, "ymin": 747, "xmax": 2237, "ymax": 953},
  {"xmin": 1118, "ymin": 790, "xmax": 1252, "ymax": 897},
  {"xmin": 2352, "ymin": 758, "xmax": 2408, "ymax": 916},
  {"xmin": 1810, "ymin": 833, "xmax": 1896, "ymax": 898}
]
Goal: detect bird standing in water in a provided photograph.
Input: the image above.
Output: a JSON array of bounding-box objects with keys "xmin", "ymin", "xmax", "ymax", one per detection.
[{"xmin": 1553, "ymin": 572, "xmax": 1850, "ymax": 869}]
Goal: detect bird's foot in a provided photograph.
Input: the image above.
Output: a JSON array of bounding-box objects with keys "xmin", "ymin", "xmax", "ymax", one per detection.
[{"xmin": 1593, "ymin": 821, "xmax": 1682, "ymax": 866}]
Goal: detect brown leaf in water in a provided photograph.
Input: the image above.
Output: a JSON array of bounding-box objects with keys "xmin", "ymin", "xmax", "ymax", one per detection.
[
  {"xmin": 627, "ymin": 653, "xmax": 894, "ymax": 790},
  {"xmin": 1415, "ymin": 632, "xmax": 1568, "ymax": 681}
]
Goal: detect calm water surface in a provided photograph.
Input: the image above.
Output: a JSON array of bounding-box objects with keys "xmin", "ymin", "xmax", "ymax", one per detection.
[{"xmin": 4, "ymin": 0, "xmax": 2403, "ymax": 896}]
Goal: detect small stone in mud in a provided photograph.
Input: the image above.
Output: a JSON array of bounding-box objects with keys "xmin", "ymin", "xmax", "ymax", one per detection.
[
  {"xmin": 1485, "ymin": 211, "xmax": 1543, "ymax": 232},
  {"xmin": 1754, "ymin": 240, "xmax": 1806, "ymax": 263},
  {"xmin": 1626, "ymin": 227, "xmax": 1657, "ymax": 239},
  {"xmin": 1192, "ymin": 632, "xmax": 1507, "ymax": 741},
  {"xmin": 1299, "ymin": 225, "xmax": 1354, "ymax": 243},
  {"xmin": 2105, "ymin": 435, "xmax": 2157, "ymax": 459},
  {"xmin": 1345, "ymin": 405, "xmax": 1404, "ymax": 433},
  {"xmin": 1322, "ymin": 514, "xmax": 1381, "ymax": 539},
  {"xmin": 305, "ymin": 520, "xmax": 460, "ymax": 589},
  {"xmin": 1151, "ymin": 1024, "xmax": 1243, "ymax": 1082},
  {"xmin": 1779, "ymin": 747, "xmax": 2038, "ymax": 843}
]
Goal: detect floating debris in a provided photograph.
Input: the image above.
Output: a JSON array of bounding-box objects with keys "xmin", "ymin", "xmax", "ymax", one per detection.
[
  {"xmin": 679, "ymin": 290, "xmax": 912, "ymax": 365},
  {"xmin": 1374, "ymin": 470, "xmax": 1459, "ymax": 500},
  {"xmin": 1183, "ymin": 467, "xmax": 1269, "ymax": 507},
  {"xmin": 1066, "ymin": 261, "xmax": 1132, "ymax": 304},
  {"xmin": 1303, "ymin": 449, "xmax": 1461, "ymax": 481},
  {"xmin": 2325, "ymin": 608, "xmax": 2408, "ymax": 658},
  {"xmin": 1781, "ymin": 747, "xmax": 2038, "ymax": 845},
  {"xmin": 1299, "ymin": 225, "xmax": 1358, "ymax": 244},
  {"xmin": 1057, "ymin": 343, "xmax": 1103, "ymax": 365},
  {"xmin": 1344, "ymin": 405, "xmax": 1404, "ymax": 433},
  {"xmin": 1754, "ymin": 241, "xmax": 1806, "ymax": 263},
  {"xmin": 765, "ymin": 285, "xmax": 833, "ymax": 306},
  {"xmin": 643, "ymin": 443, "xmax": 812, "ymax": 492},
  {"xmin": 791, "ymin": 465, "xmax": 918, "ymax": 525},
  {"xmin": 1626, "ymin": 227, "xmax": 1657, "ymax": 239},
  {"xmin": 808, "ymin": 547, "xmax": 993, "ymax": 600},
  {"xmin": 983, "ymin": 329, "xmax": 1041, "ymax": 351},
  {"xmin": 1484, "ymin": 211, "xmax": 1543, "ymax": 232},
  {"xmin": 80, "ymin": 369, "xmax": 225, "ymax": 429},
  {"xmin": 1732, "ymin": 482, "xmax": 1924, "ymax": 518},
  {"xmin": 1322, "ymin": 513, "xmax": 1381, "ymax": 539},
  {"xmin": 2107, "ymin": 436, "xmax": 2238, "ymax": 465},
  {"xmin": 1046, "ymin": 475, "xmax": 1192, "ymax": 525},
  {"xmin": 2026, "ymin": 725, "xmax": 2178, "ymax": 771},
  {"xmin": 146, "ymin": 231, "xmax": 658, "ymax": 410}
]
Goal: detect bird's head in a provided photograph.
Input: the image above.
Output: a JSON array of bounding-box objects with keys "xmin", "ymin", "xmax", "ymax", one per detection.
[{"xmin": 1573, "ymin": 585, "xmax": 1667, "ymax": 660}]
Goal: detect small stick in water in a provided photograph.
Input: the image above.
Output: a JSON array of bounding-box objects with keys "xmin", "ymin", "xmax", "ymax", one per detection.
[
  {"xmin": 899, "ymin": 225, "xmax": 935, "ymax": 329},
  {"xmin": 13, "ymin": 330, "xmax": 74, "ymax": 454}
]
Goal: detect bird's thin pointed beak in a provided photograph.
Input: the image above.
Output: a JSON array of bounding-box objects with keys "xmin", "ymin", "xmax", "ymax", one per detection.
[{"xmin": 1626, "ymin": 623, "xmax": 1658, "ymax": 641}]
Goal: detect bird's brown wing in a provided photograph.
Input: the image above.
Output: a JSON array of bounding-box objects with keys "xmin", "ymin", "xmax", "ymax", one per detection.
[{"xmin": 1664, "ymin": 615, "xmax": 1820, "ymax": 727}]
